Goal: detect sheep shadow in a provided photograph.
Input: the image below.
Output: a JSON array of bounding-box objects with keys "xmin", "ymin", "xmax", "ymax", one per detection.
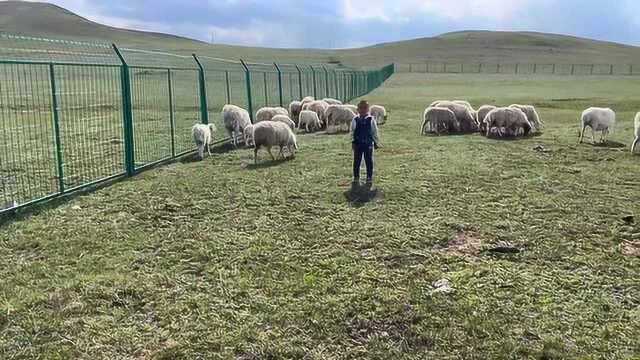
[
  {"xmin": 245, "ymin": 156, "xmax": 295, "ymax": 170},
  {"xmin": 344, "ymin": 183, "xmax": 378, "ymax": 207},
  {"xmin": 588, "ymin": 140, "xmax": 626, "ymax": 149}
]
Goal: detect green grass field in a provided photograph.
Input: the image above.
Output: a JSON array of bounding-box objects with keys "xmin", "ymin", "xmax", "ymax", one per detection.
[{"xmin": 1, "ymin": 73, "xmax": 640, "ymax": 359}]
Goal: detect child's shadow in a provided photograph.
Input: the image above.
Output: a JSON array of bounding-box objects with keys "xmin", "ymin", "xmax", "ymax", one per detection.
[{"xmin": 344, "ymin": 183, "xmax": 378, "ymax": 207}]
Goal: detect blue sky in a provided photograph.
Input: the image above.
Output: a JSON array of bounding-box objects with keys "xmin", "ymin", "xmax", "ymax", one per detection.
[{"xmin": 28, "ymin": 0, "xmax": 640, "ymax": 48}]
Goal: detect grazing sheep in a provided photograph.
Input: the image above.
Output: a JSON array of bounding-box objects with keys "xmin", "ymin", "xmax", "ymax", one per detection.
[
  {"xmin": 192, "ymin": 123, "xmax": 217, "ymax": 160},
  {"xmin": 271, "ymin": 114, "xmax": 296, "ymax": 131},
  {"xmin": 510, "ymin": 104, "xmax": 543, "ymax": 133},
  {"xmin": 484, "ymin": 107, "xmax": 531, "ymax": 138},
  {"xmin": 223, "ymin": 104, "xmax": 252, "ymax": 147},
  {"xmin": 326, "ymin": 105, "xmax": 356, "ymax": 134},
  {"xmin": 323, "ymin": 98, "xmax": 343, "ymax": 105},
  {"xmin": 289, "ymin": 101, "xmax": 303, "ymax": 124},
  {"xmin": 632, "ymin": 112, "xmax": 640, "ymax": 153},
  {"xmin": 298, "ymin": 110, "xmax": 322, "ymax": 132},
  {"xmin": 256, "ymin": 106, "xmax": 289, "ymax": 123},
  {"xmin": 249, "ymin": 121, "xmax": 298, "ymax": 164},
  {"xmin": 579, "ymin": 107, "xmax": 615, "ymax": 144},
  {"xmin": 302, "ymin": 100, "xmax": 329, "ymax": 126},
  {"xmin": 301, "ymin": 96, "xmax": 315, "ymax": 107},
  {"xmin": 429, "ymin": 100, "xmax": 448, "ymax": 108},
  {"xmin": 422, "ymin": 107, "xmax": 459, "ymax": 135},
  {"xmin": 433, "ymin": 101, "xmax": 479, "ymax": 133},
  {"xmin": 477, "ymin": 105, "xmax": 497, "ymax": 133},
  {"xmin": 370, "ymin": 105, "xmax": 387, "ymax": 125},
  {"xmin": 344, "ymin": 104, "xmax": 358, "ymax": 113}
]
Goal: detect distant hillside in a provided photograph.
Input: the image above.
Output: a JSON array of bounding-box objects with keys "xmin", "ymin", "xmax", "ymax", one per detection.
[{"xmin": 2, "ymin": 1, "xmax": 640, "ymax": 67}]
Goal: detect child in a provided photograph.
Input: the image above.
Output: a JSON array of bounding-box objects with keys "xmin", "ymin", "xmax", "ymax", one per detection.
[{"xmin": 350, "ymin": 100, "xmax": 380, "ymax": 186}]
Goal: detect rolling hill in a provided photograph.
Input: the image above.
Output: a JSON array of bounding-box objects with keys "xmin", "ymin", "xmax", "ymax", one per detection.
[{"xmin": 2, "ymin": 1, "xmax": 640, "ymax": 67}]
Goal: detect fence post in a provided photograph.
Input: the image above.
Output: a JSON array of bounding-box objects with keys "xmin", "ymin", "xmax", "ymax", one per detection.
[
  {"xmin": 263, "ymin": 72, "xmax": 268, "ymax": 105},
  {"xmin": 295, "ymin": 64, "xmax": 303, "ymax": 99},
  {"xmin": 571, "ymin": 64, "xmax": 575, "ymax": 75},
  {"xmin": 225, "ymin": 70, "xmax": 231, "ymax": 104},
  {"xmin": 310, "ymin": 66, "xmax": 317, "ymax": 98},
  {"xmin": 479, "ymin": 63, "xmax": 483, "ymax": 73},
  {"xmin": 533, "ymin": 63, "xmax": 537, "ymax": 74},
  {"xmin": 333, "ymin": 68, "xmax": 339, "ymax": 100},
  {"xmin": 167, "ymin": 69, "xmax": 176, "ymax": 158},
  {"xmin": 112, "ymin": 43, "xmax": 135, "ymax": 176},
  {"xmin": 48, "ymin": 63, "xmax": 65, "ymax": 193},
  {"xmin": 322, "ymin": 66, "xmax": 330, "ymax": 98},
  {"xmin": 552, "ymin": 64, "xmax": 556, "ymax": 74},
  {"xmin": 590, "ymin": 64, "xmax": 594, "ymax": 75},
  {"xmin": 610, "ymin": 64, "xmax": 614, "ymax": 75},
  {"xmin": 192, "ymin": 54, "xmax": 209, "ymax": 125},
  {"xmin": 274, "ymin": 63, "xmax": 283, "ymax": 107},
  {"xmin": 240, "ymin": 59, "xmax": 254, "ymax": 122},
  {"xmin": 515, "ymin": 63, "xmax": 519, "ymax": 74},
  {"xmin": 497, "ymin": 63, "xmax": 501, "ymax": 74}
]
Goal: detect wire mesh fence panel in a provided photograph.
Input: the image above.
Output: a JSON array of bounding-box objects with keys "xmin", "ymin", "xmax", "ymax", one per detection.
[
  {"xmin": 0, "ymin": 62, "xmax": 57, "ymax": 209},
  {"xmin": 55, "ymin": 64, "xmax": 124, "ymax": 189},
  {"xmin": 171, "ymin": 68, "xmax": 200, "ymax": 156},
  {"xmin": 299, "ymin": 65, "xmax": 315, "ymax": 99},
  {"xmin": 130, "ymin": 67, "xmax": 172, "ymax": 167}
]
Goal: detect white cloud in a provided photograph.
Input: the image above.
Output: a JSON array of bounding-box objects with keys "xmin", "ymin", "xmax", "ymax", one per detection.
[{"xmin": 342, "ymin": 0, "xmax": 536, "ymax": 23}]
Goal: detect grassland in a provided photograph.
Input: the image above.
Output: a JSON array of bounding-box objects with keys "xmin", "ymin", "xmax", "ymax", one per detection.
[{"xmin": 1, "ymin": 73, "xmax": 639, "ymax": 359}]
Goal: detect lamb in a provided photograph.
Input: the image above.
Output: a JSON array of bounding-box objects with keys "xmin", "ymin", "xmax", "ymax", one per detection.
[
  {"xmin": 222, "ymin": 104, "xmax": 252, "ymax": 147},
  {"xmin": 323, "ymin": 98, "xmax": 343, "ymax": 105},
  {"xmin": 432, "ymin": 101, "xmax": 479, "ymax": 133},
  {"xmin": 247, "ymin": 121, "xmax": 298, "ymax": 164},
  {"xmin": 477, "ymin": 105, "xmax": 497, "ymax": 133},
  {"xmin": 271, "ymin": 114, "xmax": 296, "ymax": 131},
  {"xmin": 289, "ymin": 101, "xmax": 303, "ymax": 124},
  {"xmin": 298, "ymin": 110, "xmax": 322, "ymax": 132},
  {"xmin": 510, "ymin": 104, "xmax": 543, "ymax": 133},
  {"xmin": 579, "ymin": 107, "xmax": 615, "ymax": 144},
  {"xmin": 256, "ymin": 106, "xmax": 289, "ymax": 123},
  {"xmin": 632, "ymin": 112, "xmax": 640, "ymax": 153},
  {"xmin": 370, "ymin": 105, "xmax": 387, "ymax": 125},
  {"xmin": 302, "ymin": 100, "xmax": 329, "ymax": 126},
  {"xmin": 326, "ymin": 105, "xmax": 356, "ymax": 134},
  {"xmin": 484, "ymin": 107, "xmax": 531, "ymax": 138},
  {"xmin": 192, "ymin": 123, "xmax": 217, "ymax": 160},
  {"xmin": 422, "ymin": 107, "xmax": 459, "ymax": 135}
]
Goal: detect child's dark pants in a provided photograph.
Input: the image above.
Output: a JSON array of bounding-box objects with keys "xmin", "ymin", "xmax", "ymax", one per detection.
[{"xmin": 353, "ymin": 143, "xmax": 374, "ymax": 181}]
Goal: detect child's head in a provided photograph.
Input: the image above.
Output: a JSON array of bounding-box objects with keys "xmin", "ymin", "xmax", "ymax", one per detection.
[{"xmin": 357, "ymin": 100, "xmax": 370, "ymax": 117}]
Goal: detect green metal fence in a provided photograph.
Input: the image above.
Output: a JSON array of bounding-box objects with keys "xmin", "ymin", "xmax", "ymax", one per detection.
[
  {"xmin": 398, "ymin": 62, "xmax": 639, "ymax": 76},
  {"xmin": 0, "ymin": 33, "xmax": 394, "ymax": 214}
]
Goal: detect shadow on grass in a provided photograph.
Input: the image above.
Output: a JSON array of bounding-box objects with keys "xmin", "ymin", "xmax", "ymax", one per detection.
[
  {"xmin": 245, "ymin": 156, "xmax": 295, "ymax": 170},
  {"xmin": 344, "ymin": 183, "xmax": 379, "ymax": 207},
  {"xmin": 589, "ymin": 140, "xmax": 627, "ymax": 149}
]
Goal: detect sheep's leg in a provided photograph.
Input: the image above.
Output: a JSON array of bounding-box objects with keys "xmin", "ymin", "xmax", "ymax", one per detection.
[
  {"xmin": 632, "ymin": 136, "xmax": 640, "ymax": 153},
  {"xmin": 267, "ymin": 146, "xmax": 275, "ymax": 161},
  {"xmin": 207, "ymin": 142, "xmax": 212, "ymax": 157},
  {"xmin": 591, "ymin": 128, "xmax": 596, "ymax": 144},
  {"xmin": 579, "ymin": 126, "xmax": 586, "ymax": 143},
  {"xmin": 254, "ymin": 147, "xmax": 259, "ymax": 164}
]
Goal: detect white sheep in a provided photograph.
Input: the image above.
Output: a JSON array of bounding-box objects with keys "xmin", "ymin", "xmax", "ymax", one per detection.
[
  {"xmin": 256, "ymin": 107, "xmax": 289, "ymax": 123},
  {"xmin": 271, "ymin": 114, "xmax": 296, "ymax": 131},
  {"xmin": 422, "ymin": 107, "xmax": 459, "ymax": 135},
  {"xmin": 326, "ymin": 105, "xmax": 356, "ymax": 134},
  {"xmin": 222, "ymin": 104, "xmax": 251, "ymax": 147},
  {"xmin": 432, "ymin": 101, "xmax": 478, "ymax": 133},
  {"xmin": 484, "ymin": 107, "xmax": 531, "ymax": 138},
  {"xmin": 301, "ymin": 96, "xmax": 315, "ymax": 107},
  {"xmin": 289, "ymin": 101, "xmax": 303, "ymax": 124},
  {"xmin": 298, "ymin": 110, "xmax": 322, "ymax": 133},
  {"xmin": 510, "ymin": 104, "xmax": 543, "ymax": 133},
  {"xmin": 632, "ymin": 112, "xmax": 640, "ymax": 153},
  {"xmin": 192, "ymin": 123, "xmax": 217, "ymax": 160},
  {"xmin": 579, "ymin": 107, "xmax": 615, "ymax": 144},
  {"xmin": 370, "ymin": 105, "xmax": 387, "ymax": 125},
  {"xmin": 302, "ymin": 100, "xmax": 329, "ymax": 126},
  {"xmin": 477, "ymin": 105, "xmax": 497, "ymax": 133},
  {"xmin": 344, "ymin": 104, "xmax": 358, "ymax": 113},
  {"xmin": 323, "ymin": 98, "xmax": 343, "ymax": 105},
  {"xmin": 248, "ymin": 121, "xmax": 298, "ymax": 163}
]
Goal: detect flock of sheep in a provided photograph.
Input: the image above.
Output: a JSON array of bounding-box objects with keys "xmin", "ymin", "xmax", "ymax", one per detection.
[
  {"xmin": 192, "ymin": 96, "xmax": 387, "ymax": 163},
  {"xmin": 422, "ymin": 100, "xmax": 640, "ymax": 152},
  {"xmin": 192, "ymin": 96, "xmax": 640, "ymax": 163}
]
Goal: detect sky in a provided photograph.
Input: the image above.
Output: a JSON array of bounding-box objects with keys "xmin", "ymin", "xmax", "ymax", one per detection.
[{"xmin": 24, "ymin": 0, "xmax": 640, "ymax": 48}]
